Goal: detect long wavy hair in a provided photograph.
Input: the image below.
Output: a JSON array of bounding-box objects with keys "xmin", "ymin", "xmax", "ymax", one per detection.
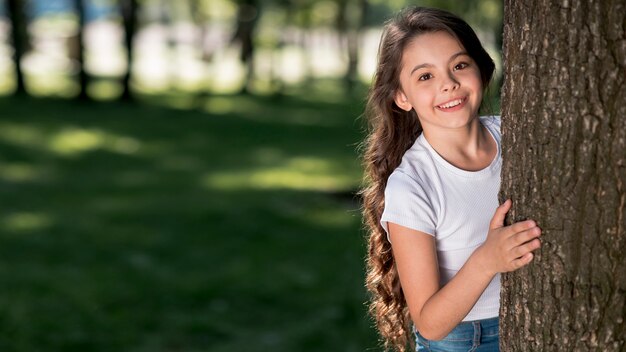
[{"xmin": 361, "ymin": 7, "xmax": 495, "ymax": 352}]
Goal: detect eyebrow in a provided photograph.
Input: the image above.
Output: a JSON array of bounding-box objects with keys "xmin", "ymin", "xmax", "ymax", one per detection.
[{"xmin": 409, "ymin": 51, "xmax": 469, "ymax": 76}]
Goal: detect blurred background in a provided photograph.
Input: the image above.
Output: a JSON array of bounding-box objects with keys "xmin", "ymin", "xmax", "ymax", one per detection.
[{"xmin": 0, "ymin": 0, "xmax": 502, "ymax": 350}]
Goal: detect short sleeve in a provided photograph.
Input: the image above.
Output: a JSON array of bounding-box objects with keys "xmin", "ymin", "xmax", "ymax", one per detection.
[{"xmin": 381, "ymin": 171, "xmax": 437, "ymax": 240}]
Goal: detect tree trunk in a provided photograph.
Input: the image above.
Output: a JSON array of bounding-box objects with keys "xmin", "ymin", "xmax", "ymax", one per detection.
[
  {"xmin": 74, "ymin": 0, "xmax": 89, "ymax": 100},
  {"xmin": 500, "ymin": 1, "xmax": 626, "ymax": 351},
  {"xmin": 337, "ymin": 0, "xmax": 367, "ymax": 96},
  {"xmin": 190, "ymin": 0, "xmax": 211, "ymax": 97},
  {"xmin": 231, "ymin": 0, "xmax": 258, "ymax": 94},
  {"xmin": 121, "ymin": 0, "xmax": 137, "ymax": 101},
  {"xmin": 7, "ymin": 0, "xmax": 27, "ymax": 96}
]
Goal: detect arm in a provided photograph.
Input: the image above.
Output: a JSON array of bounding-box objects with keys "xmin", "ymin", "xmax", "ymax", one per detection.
[{"xmin": 389, "ymin": 199, "xmax": 541, "ymax": 340}]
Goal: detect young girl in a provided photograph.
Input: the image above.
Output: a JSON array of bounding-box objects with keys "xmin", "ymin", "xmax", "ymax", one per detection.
[{"xmin": 361, "ymin": 7, "xmax": 542, "ymax": 352}]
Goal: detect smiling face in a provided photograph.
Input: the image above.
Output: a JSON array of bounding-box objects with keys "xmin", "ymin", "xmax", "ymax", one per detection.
[{"xmin": 394, "ymin": 31, "xmax": 483, "ymax": 131}]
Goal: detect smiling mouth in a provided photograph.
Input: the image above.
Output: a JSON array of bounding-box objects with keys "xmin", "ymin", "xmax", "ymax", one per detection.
[{"xmin": 437, "ymin": 97, "xmax": 467, "ymax": 109}]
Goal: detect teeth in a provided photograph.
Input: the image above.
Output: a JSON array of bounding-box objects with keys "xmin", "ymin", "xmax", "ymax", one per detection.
[{"xmin": 439, "ymin": 99, "xmax": 463, "ymax": 109}]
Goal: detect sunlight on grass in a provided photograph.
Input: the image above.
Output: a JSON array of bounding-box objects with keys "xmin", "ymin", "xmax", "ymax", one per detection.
[
  {"xmin": 253, "ymin": 147, "xmax": 284, "ymax": 164},
  {"xmin": 49, "ymin": 128, "xmax": 141, "ymax": 156},
  {"xmin": 25, "ymin": 74, "xmax": 80, "ymax": 98},
  {"xmin": 87, "ymin": 80, "xmax": 124, "ymax": 101},
  {"xmin": 202, "ymin": 95, "xmax": 268, "ymax": 117},
  {"xmin": 202, "ymin": 156, "xmax": 356, "ymax": 191},
  {"xmin": 0, "ymin": 123, "xmax": 47, "ymax": 148},
  {"xmin": 304, "ymin": 208, "xmax": 356, "ymax": 227},
  {"xmin": 0, "ymin": 123, "xmax": 141, "ymax": 157},
  {"xmin": 0, "ymin": 93, "xmax": 376, "ymax": 351},
  {"xmin": 0, "ymin": 69, "xmax": 15, "ymax": 94},
  {"xmin": 158, "ymin": 155, "xmax": 203, "ymax": 172},
  {"xmin": 50, "ymin": 128, "xmax": 104, "ymax": 155},
  {"xmin": 2, "ymin": 212, "xmax": 55, "ymax": 232},
  {"xmin": 205, "ymin": 96, "xmax": 239, "ymax": 115},
  {"xmin": 203, "ymin": 96, "xmax": 348, "ymax": 127},
  {"xmin": 0, "ymin": 162, "xmax": 43, "ymax": 182}
]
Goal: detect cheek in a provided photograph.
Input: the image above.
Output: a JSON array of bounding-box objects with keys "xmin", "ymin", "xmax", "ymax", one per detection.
[
  {"xmin": 410, "ymin": 87, "xmax": 436, "ymax": 108},
  {"xmin": 470, "ymin": 70, "xmax": 484, "ymax": 91},
  {"xmin": 465, "ymin": 75, "xmax": 483, "ymax": 102}
]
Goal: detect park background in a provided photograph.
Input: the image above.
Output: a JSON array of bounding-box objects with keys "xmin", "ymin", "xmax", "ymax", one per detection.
[{"xmin": 0, "ymin": 0, "xmax": 501, "ymax": 350}]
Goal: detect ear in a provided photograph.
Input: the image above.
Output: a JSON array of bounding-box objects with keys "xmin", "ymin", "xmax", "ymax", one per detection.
[{"xmin": 394, "ymin": 90, "xmax": 413, "ymax": 111}]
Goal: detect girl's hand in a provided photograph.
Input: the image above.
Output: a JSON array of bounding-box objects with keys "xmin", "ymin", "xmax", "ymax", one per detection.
[{"xmin": 474, "ymin": 199, "xmax": 542, "ymax": 276}]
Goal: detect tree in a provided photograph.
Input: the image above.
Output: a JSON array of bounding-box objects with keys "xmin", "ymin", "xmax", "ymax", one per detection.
[
  {"xmin": 7, "ymin": 0, "xmax": 28, "ymax": 96},
  {"xmin": 74, "ymin": 0, "xmax": 89, "ymax": 100},
  {"xmin": 499, "ymin": 1, "xmax": 625, "ymax": 351},
  {"xmin": 190, "ymin": 0, "xmax": 211, "ymax": 96},
  {"xmin": 120, "ymin": 0, "xmax": 138, "ymax": 101},
  {"xmin": 231, "ymin": 0, "xmax": 259, "ymax": 94},
  {"xmin": 336, "ymin": 0, "xmax": 367, "ymax": 95}
]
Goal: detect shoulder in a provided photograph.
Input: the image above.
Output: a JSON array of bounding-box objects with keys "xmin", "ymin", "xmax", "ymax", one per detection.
[
  {"xmin": 382, "ymin": 168, "xmax": 439, "ymax": 237},
  {"xmin": 391, "ymin": 136, "xmax": 437, "ymax": 182},
  {"xmin": 480, "ymin": 115, "xmax": 501, "ymax": 139},
  {"xmin": 480, "ymin": 115, "xmax": 501, "ymax": 131},
  {"xmin": 385, "ymin": 165, "xmax": 438, "ymax": 207},
  {"xmin": 384, "ymin": 135, "xmax": 442, "ymax": 204},
  {"xmin": 386, "ymin": 169, "xmax": 422, "ymax": 194}
]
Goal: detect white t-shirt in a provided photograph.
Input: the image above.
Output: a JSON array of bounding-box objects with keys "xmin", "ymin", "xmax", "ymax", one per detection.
[{"xmin": 381, "ymin": 115, "xmax": 501, "ymax": 321}]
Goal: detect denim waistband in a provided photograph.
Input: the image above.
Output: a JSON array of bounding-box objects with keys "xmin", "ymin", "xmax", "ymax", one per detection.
[{"xmin": 415, "ymin": 317, "xmax": 499, "ymax": 351}]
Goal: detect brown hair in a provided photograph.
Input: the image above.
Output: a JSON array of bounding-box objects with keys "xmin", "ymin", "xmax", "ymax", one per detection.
[{"xmin": 361, "ymin": 7, "xmax": 495, "ymax": 352}]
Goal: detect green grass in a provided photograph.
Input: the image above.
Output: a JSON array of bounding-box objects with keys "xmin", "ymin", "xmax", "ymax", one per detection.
[{"xmin": 0, "ymin": 90, "xmax": 379, "ymax": 351}]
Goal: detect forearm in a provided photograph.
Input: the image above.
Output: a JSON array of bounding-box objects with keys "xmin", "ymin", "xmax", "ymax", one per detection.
[
  {"xmin": 400, "ymin": 201, "xmax": 541, "ymax": 341},
  {"xmin": 415, "ymin": 252, "xmax": 494, "ymax": 340}
]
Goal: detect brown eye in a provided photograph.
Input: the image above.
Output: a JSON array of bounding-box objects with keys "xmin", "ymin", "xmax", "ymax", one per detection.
[
  {"xmin": 419, "ymin": 73, "xmax": 432, "ymax": 81},
  {"xmin": 454, "ymin": 62, "xmax": 469, "ymax": 71}
]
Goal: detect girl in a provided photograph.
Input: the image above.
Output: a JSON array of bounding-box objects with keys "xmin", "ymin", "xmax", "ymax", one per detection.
[{"xmin": 361, "ymin": 7, "xmax": 542, "ymax": 352}]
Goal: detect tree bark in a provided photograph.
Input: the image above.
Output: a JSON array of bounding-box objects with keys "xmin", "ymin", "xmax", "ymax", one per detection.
[{"xmin": 500, "ymin": 0, "xmax": 626, "ymax": 351}]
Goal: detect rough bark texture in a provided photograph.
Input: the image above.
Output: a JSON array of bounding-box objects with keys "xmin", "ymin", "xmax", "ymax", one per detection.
[{"xmin": 500, "ymin": 0, "xmax": 626, "ymax": 351}]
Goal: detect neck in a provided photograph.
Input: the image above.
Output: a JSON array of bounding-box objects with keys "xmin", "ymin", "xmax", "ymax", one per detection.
[{"xmin": 422, "ymin": 117, "xmax": 495, "ymax": 171}]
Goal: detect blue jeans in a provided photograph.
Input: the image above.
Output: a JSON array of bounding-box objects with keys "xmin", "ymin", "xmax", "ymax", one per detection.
[{"xmin": 415, "ymin": 317, "xmax": 499, "ymax": 351}]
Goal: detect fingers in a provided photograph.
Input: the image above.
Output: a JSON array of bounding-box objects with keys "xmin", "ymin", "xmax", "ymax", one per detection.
[
  {"xmin": 510, "ymin": 220, "xmax": 537, "ymax": 234},
  {"xmin": 510, "ymin": 226, "xmax": 542, "ymax": 247},
  {"xmin": 512, "ymin": 238, "xmax": 541, "ymax": 258},
  {"xmin": 503, "ymin": 225, "xmax": 541, "ymax": 272},
  {"xmin": 511, "ymin": 252, "xmax": 534, "ymax": 270},
  {"xmin": 489, "ymin": 199, "xmax": 512, "ymax": 230},
  {"xmin": 485, "ymin": 200, "xmax": 542, "ymax": 273}
]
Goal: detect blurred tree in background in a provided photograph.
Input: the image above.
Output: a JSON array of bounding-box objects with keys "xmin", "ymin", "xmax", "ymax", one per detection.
[
  {"xmin": 72, "ymin": 0, "xmax": 89, "ymax": 100},
  {"xmin": 0, "ymin": 0, "xmax": 503, "ymax": 102},
  {"xmin": 231, "ymin": 0, "xmax": 258, "ymax": 94},
  {"xmin": 120, "ymin": 0, "xmax": 137, "ymax": 100},
  {"xmin": 6, "ymin": 0, "xmax": 28, "ymax": 95}
]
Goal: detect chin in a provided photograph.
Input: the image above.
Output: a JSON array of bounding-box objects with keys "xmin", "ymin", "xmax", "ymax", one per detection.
[{"xmin": 441, "ymin": 114, "xmax": 479, "ymax": 129}]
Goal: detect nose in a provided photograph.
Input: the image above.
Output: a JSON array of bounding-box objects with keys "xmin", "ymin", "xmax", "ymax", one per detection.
[{"xmin": 441, "ymin": 73, "xmax": 460, "ymax": 92}]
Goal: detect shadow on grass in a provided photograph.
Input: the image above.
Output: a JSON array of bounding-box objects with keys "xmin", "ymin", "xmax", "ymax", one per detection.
[{"xmin": 0, "ymin": 93, "xmax": 378, "ymax": 351}]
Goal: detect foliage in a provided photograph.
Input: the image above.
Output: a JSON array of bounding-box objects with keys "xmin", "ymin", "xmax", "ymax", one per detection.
[{"xmin": 0, "ymin": 0, "xmax": 503, "ymax": 98}]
